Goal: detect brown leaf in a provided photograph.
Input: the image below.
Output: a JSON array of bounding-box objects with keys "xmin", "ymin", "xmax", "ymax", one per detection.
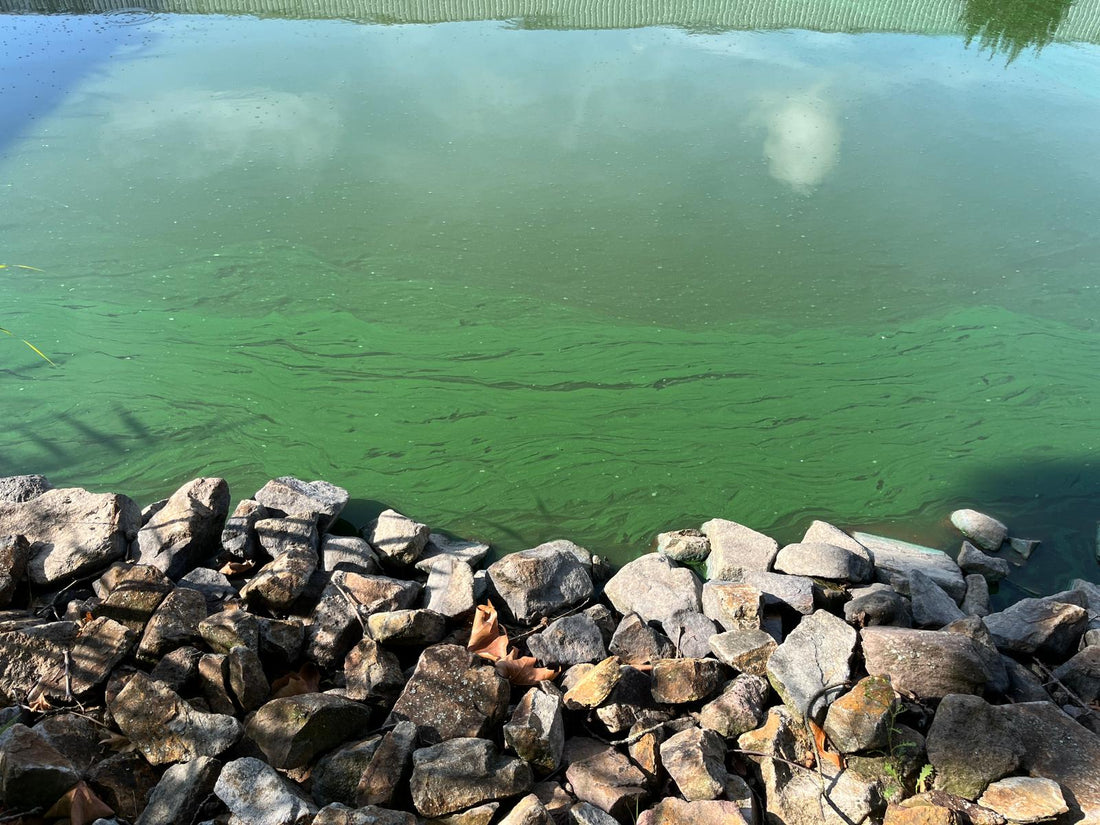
[
  {"xmin": 807, "ymin": 718, "xmax": 845, "ymax": 770},
  {"xmin": 494, "ymin": 649, "xmax": 559, "ymax": 686},
  {"xmin": 468, "ymin": 602, "xmax": 510, "ymax": 663},
  {"xmin": 270, "ymin": 663, "xmax": 321, "ymax": 698},
  {"xmin": 218, "ymin": 559, "xmax": 256, "ymax": 576},
  {"xmin": 98, "ymin": 731, "xmax": 137, "ymax": 754},
  {"xmin": 44, "ymin": 781, "xmax": 114, "ymax": 825}
]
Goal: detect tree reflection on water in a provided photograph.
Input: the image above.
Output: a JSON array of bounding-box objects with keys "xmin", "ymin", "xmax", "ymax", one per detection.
[{"xmin": 963, "ymin": 0, "xmax": 1076, "ymax": 61}]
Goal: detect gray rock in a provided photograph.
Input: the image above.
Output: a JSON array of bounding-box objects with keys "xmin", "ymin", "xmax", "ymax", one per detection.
[
  {"xmin": 604, "ymin": 553, "xmax": 702, "ymax": 627},
  {"xmin": 199, "ymin": 607, "xmax": 260, "ymax": 653},
  {"xmin": 941, "ymin": 615, "xmax": 1009, "ymax": 695},
  {"xmin": 709, "ymin": 628, "xmax": 777, "ymax": 676},
  {"xmin": 702, "ymin": 518, "xmax": 779, "ymax": 580},
  {"xmin": 983, "ymin": 595, "xmax": 1088, "ymax": 658},
  {"xmin": 651, "ymin": 658, "xmax": 726, "ymax": 704},
  {"xmin": 0, "ymin": 723, "xmax": 79, "ymax": 810},
  {"xmin": 149, "ymin": 645, "xmax": 203, "ymax": 693},
  {"xmin": 110, "ymin": 672, "xmax": 243, "ymax": 765},
  {"xmin": 499, "ymin": 794, "xmax": 555, "ymax": 825},
  {"xmin": 565, "ymin": 746, "xmax": 648, "ymax": 820},
  {"xmin": 255, "ymin": 514, "xmax": 320, "ymax": 557},
  {"xmin": 423, "ymin": 556, "xmax": 476, "ymax": 619},
  {"xmin": 258, "ymin": 616, "xmax": 304, "ymax": 667},
  {"xmin": 220, "ymin": 498, "xmax": 268, "ymax": 561},
  {"xmin": 637, "ymin": 799, "xmax": 751, "ymax": 825},
  {"xmin": 862, "ymin": 626, "xmax": 1004, "ymax": 699},
  {"xmin": 766, "ymin": 610, "xmax": 856, "ymax": 721},
  {"xmin": 321, "ymin": 535, "xmax": 380, "ymax": 576},
  {"xmin": 0, "ymin": 474, "xmax": 50, "ymax": 502},
  {"xmin": 0, "ymin": 535, "xmax": 29, "ymax": 606},
  {"xmin": 742, "ymin": 570, "xmax": 816, "ymax": 615},
  {"xmin": 136, "ymin": 755, "xmax": 221, "ymax": 825},
  {"xmin": 227, "ymin": 644, "xmax": 269, "ymax": 712},
  {"xmin": 239, "ymin": 517, "xmax": 318, "ymax": 610},
  {"xmin": 504, "ymin": 682, "xmax": 565, "ymax": 773},
  {"xmin": 1, "ymin": 488, "xmax": 141, "ymax": 585},
  {"xmin": 215, "ymin": 756, "xmax": 317, "ymax": 825},
  {"xmin": 134, "ymin": 477, "xmax": 230, "ymax": 579},
  {"xmin": 1009, "ymin": 536, "xmax": 1040, "ymax": 559},
  {"xmin": 311, "ymin": 737, "xmax": 383, "ymax": 807},
  {"xmin": 30, "ymin": 712, "xmax": 104, "ymax": 774},
  {"xmin": 979, "ymin": 776, "xmax": 1068, "ymax": 824},
  {"xmin": 608, "ymin": 612, "xmax": 675, "ymax": 665},
  {"xmin": 39, "ymin": 616, "xmax": 137, "ymax": 702},
  {"xmin": 367, "ymin": 509, "xmax": 430, "ymax": 569},
  {"xmin": 822, "ymin": 675, "xmax": 894, "ymax": 753},
  {"xmin": 366, "ymin": 609, "xmax": 447, "ymax": 646},
  {"xmin": 950, "ymin": 509, "xmax": 1008, "ymax": 552},
  {"xmin": 417, "ymin": 533, "xmax": 491, "ymax": 571},
  {"xmin": 344, "ymin": 636, "xmax": 406, "ymax": 702},
  {"xmin": 774, "ymin": 542, "xmax": 873, "ymax": 583},
  {"xmin": 0, "ymin": 621, "xmax": 77, "ymax": 701},
  {"xmin": 659, "ymin": 726, "xmax": 727, "ymax": 801},
  {"xmin": 908, "ymin": 569, "xmax": 966, "ymax": 628},
  {"xmin": 355, "ymin": 720, "xmax": 417, "ymax": 807},
  {"xmin": 245, "ymin": 693, "xmax": 373, "ymax": 769},
  {"xmin": 488, "ymin": 540, "xmax": 594, "ymax": 625},
  {"xmin": 198, "ymin": 653, "xmax": 236, "ymax": 716},
  {"xmin": 178, "ymin": 567, "xmax": 237, "ymax": 608},
  {"xmin": 701, "ymin": 581, "xmax": 763, "ymax": 632},
  {"xmin": 410, "ymin": 737, "xmax": 533, "ymax": 818},
  {"xmin": 254, "ymin": 476, "xmax": 349, "ymax": 534},
  {"xmin": 854, "ymin": 532, "xmax": 967, "ymax": 602},
  {"xmin": 141, "ymin": 498, "xmax": 168, "ymax": 526},
  {"xmin": 138, "ymin": 586, "xmax": 207, "ymax": 662},
  {"xmin": 957, "ymin": 541, "xmax": 1011, "ymax": 582},
  {"xmin": 926, "ymin": 694, "xmax": 1024, "ymax": 798},
  {"xmin": 569, "ymin": 802, "xmax": 620, "ymax": 825},
  {"xmin": 528, "ymin": 614, "xmax": 608, "ymax": 666},
  {"xmin": 1052, "ymin": 645, "xmax": 1100, "ymax": 704},
  {"xmin": 737, "ymin": 705, "xmax": 878, "ymax": 825},
  {"xmin": 313, "ymin": 804, "xmax": 417, "ymax": 825},
  {"xmin": 844, "ymin": 588, "xmax": 912, "ymax": 628},
  {"xmin": 1001, "ymin": 655, "xmax": 1050, "ymax": 703},
  {"xmin": 595, "ymin": 666, "xmax": 655, "ymax": 734},
  {"xmin": 699, "ymin": 673, "xmax": 770, "ymax": 738},
  {"xmin": 656, "ymin": 529, "xmax": 710, "ymax": 563},
  {"xmin": 388, "ymin": 644, "xmax": 510, "ymax": 744},
  {"xmin": 661, "ymin": 610, "xmax": 719, "ymax": 659},
  {"xmin": 962, "ymin": 573, "xmax": 991, "ymax": 617},
  {"xmin": 95, "ymin": 563, "xmax": 173, "ymax": 633},
  {"xmin": 802, "ymin": 520, "xmax": 869, "ymax": 555}
]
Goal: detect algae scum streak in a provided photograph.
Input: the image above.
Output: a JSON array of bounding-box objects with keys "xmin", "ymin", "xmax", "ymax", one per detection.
[{"xmin": 1, "ymin": 0, "xmax": 1100, "ymax": 594}]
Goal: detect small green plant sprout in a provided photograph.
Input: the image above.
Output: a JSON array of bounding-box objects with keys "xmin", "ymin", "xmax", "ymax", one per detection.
[
  {"xmin": 915, "ymin": 763, "xmax": 935, "ymax": 793},
  {"xmin": 2, "ymin": 263, "xmax": 57, "ymax": 366}
]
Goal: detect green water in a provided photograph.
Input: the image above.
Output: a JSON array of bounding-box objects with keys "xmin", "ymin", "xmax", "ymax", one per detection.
[{"xmin": 2, "ymin": 5, "xmax": 1099, "ymax": 598}]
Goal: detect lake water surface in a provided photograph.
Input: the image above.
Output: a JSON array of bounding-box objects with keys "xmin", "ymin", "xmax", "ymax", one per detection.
[{"xmin": 2, "ymin": 0, "xmax": 1099, "ymax": 599}]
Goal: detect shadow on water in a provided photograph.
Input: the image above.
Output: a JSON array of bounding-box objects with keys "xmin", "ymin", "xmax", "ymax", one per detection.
[
  {"xmin": 962, "ymin": 0, "xmax": 1076, "ymax": 61},
  {"xmin": 951, "ymin": 458, "xmax": 1100, "ymax": 596}
]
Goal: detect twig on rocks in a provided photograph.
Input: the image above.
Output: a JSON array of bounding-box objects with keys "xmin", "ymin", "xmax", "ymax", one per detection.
[{"xmin": 1033, "ymin": 660, "xmax": 1100, "ymax": 720}]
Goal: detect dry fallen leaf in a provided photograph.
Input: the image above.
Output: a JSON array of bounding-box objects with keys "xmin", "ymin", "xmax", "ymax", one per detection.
[
  {"xmin": 807, "ymin": 718, "xmax": 845, "ymax": 770},
  {"xmin": 98, "ymin": 731, "xmax": 137, "ymax": 754},
  {"xmin": 44, "ymin": 781, "xmax": 114, "ymax": 825},
  {"xmin": 468, "ymin": 602, "xmax": 510, "ymax": 663},
  {"xmin": 218, "ymin": 559, "xmax": 256, "ymax": 576},
  {"xmin": 270, "ymin": 663, "xmax": 322, "ymax": 698},
  {"xmin": 494, "ymin": 648, "xmax": 559, "ymax": 686}
]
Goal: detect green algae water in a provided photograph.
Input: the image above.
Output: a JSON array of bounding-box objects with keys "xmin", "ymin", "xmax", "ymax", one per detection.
[{"xmin": 2, "ymin": 1, "xmax": 1099, "ymax": 598}]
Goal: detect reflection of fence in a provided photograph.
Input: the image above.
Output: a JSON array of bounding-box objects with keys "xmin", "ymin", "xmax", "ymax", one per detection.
[{"xmin": 2, "ymin": 0, "xmax": 1100, "ymax": 42}]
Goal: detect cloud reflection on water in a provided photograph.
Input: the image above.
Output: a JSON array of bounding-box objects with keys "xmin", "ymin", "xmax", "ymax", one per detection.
[{"xmin": 759, "ymin": 91, "xmax": 841, "ymax": 195}]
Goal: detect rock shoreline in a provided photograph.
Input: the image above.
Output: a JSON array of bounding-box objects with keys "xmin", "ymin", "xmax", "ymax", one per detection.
[{"xmin": 0, "ymin": 474, "xmax": 1098, "ymax": 825}]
